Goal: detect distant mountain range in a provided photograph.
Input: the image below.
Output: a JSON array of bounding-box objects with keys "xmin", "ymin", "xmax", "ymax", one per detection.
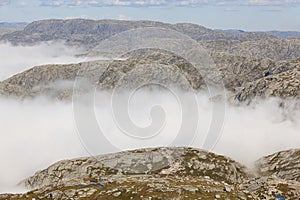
[
  {"xmin": 220, "ymin": 29, "xmax": 300, "ymax": 38},
  {"xmin": 1, "ymin": 20, "xmax": 299, "ymax": 44},
  {"xmin": 1, "ymin": 19, "xmax": 299, "ymax": 61},
  {"xmin": 1, "ymin": 48, "xmax": 299, "ymax": 104},
  {"xmin": 0, "ymin": 19, "xmax": 299, "ymax": 103},
  {"xmin": 0, "ymin": 22, "xmax": 27, "ymax": 36},
  {"xmin": 0, "ymin": 19, "xmax": 273, "ymax": 47},
  {"xmin": 0, "ymin": 22, "xmax": 27, "ymax": 29},
  {"xmin": 266, "ymin": 30, "xmax": 300, "ymax": 38}
]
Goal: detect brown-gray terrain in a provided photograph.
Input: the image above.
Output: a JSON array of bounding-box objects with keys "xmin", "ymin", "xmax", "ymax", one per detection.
[
  {"xmin": 0, "ymin": 147, "xmax": 299, "ymax": 199},
  {"xmin": 0, "ymin": 19, "xmax": 299, "ymax": 199},
  {"xmin": 0, "ymin": 19, "xmax": 299, "ymax": 103},
  {"xmin": 0, "ymin": 22, "xmax": 26, "ymax": 36},
  {"xmin": 0, "ymin": 28, "xmax": 18, "ymax": 36},
  {"xmin": 0, "ymin": 49, "xmax": 298, "ymax": 104},
  {"xmin": 0, "ymin": 19, "xmax": 273, "ymax": 47}
]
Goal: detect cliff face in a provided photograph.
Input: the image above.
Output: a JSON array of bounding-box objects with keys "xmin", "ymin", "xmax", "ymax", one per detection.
[{"xmin": 0, "ymin": 147, "xmax": 299, "ymax": 200}]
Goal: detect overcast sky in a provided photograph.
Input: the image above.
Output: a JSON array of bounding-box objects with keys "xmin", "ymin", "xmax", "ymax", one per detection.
[{"xmin": 0, "ymin": 0, "xmax": 300, "ymax": 31}]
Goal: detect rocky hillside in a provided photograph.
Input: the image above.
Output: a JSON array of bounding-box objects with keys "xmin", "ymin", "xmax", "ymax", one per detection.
[
  {"xmin": 2, "ymin": 19, "xmax": 300, "ymax": 62},
  {"xmin": 0, "ymin": 19, "xmax": 299, "ymax": 200},
  {"xmin": 201, "ymin": 37, "xmax": 300, "ymax": 60},
  {"xmin": 233, "ymin": 66, "xmax": 300, "ymax": 103},
  {"xmin": 0, "ymin": 19, "xmax": 273, "ymax": 48},
  {"xmin": 0, "ymin": 147, "xmax": 299, "ymax": 200},
  {"xmin": 211, "ymin": 52, "xmax": 299, "ymax": 89},
  {"xmin": 256, "ymin": 149, "xmax": 300, "ymax": 182},
  {"xmin": 220, "ymin": 29, "xmax": 300, "ymax": 39},
  {"xmin": 0, "ymin": 60, "xmax": 109, "ymax": 99},
  {"xmin": 0, "ymin": 22, "xmax": 26, "ymax": 36},
  {"xmin": 0, "ymin": 49, "xmax": 299, "ymax": 103},
  {"xmin": 266, "ymin": 31, "xmax": 300, "ymax": 38},
  {"xmin": 0, "ymin": 28, "xmax": 18, "ymax": 36},
  {"xmin": 22, "ymin": 147, "xmax": 250, "ymax": 189},
  {"xmin": 1, "ymin": 19, "xmax": 299, "ymax": 98}
]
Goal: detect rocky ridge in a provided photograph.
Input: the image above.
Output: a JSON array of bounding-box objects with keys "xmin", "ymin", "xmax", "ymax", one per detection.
[
  {"xmin": 233, "ymin": 67, "xmax": 300, "ymax": 103},
  {"xmin": 0, "ymin": 147, "xmax": 299, "ymax": 200},
  {"xmin": 266, "ymin": 31, "xmax": 300, "ymax": 38},
  {"xmin": 0, "ymin": 50, "xmax": 299, "ymax": 104},
  {"xmin": 0, "ymin": 19, "xmax": 274, "ymax": 48},
  {"xmin": 2, "ymin": 19, "xmax": 300, "ymax": 62},
  {"xmin": 0, "ymin": 60, "xmax": 109, "ymax": 99},
  {"xmin": 1, "ymin": 19, "xmax": 299, "ymax": 103},
  {"xmin": 200, "ymin": 38, "xmax": 300, "ymax": 61}
]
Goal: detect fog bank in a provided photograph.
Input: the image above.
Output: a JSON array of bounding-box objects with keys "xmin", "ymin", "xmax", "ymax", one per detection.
[
  {"xmin": 0, "ymin": 93, "xmax": 299, "ymax": 193},
  {"xmin": 0, "ymin": 42, "xmax": 89, "ymax": 81},
  {"xmin": 0, "ymin": 42, "xmax": 299, "ymax": 193}
]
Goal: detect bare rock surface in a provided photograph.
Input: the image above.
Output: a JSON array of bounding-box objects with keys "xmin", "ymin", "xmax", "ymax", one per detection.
[
  {"xmin": 256, "ymin": 149, "xmax": 300, "ymax": 182},
  {"xmin": 0, "ymin": 49, "xmax": 298, "ymax": 104},
  {"xmin": 2, "ymin": 19, "xmax": 299, "ymax": 61},
  {"xmin": 0, "ymin": 60, "xmax": 110, "ymax": 99},
  {"xmin": 0, "ymin": 19, "xmax": 299, "ymax": 200},
  {"xmin": 201, "ymin": 38, "xmax": 300, "ymax": 60},
  {"xmin": 211, "ymin": 52, "xmax": 300, "ymax": 89},
  {"xmin": 1, "ymin": 147, "xmax": 299, "ymax": 199},
  {"xmin": 233, "ymin": 66, "xmax": 300, "ymax": 103},
  {"xmin": 0, "ymin": 19, "xmax": 274, "ymax": 48},
  {"xmin": 21, "ymin": 147, "xmax": 250, "ymax": 190}
]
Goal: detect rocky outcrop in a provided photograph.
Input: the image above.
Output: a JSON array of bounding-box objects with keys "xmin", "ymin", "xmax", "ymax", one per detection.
[
  {"xmin": 0, "ymin": 82, "xmax": 31, "ymax": 97},
  {"xmin": 233, "ymin": 66, "xmax": 300, "ymax": 103},
  {"xmin": 0, "ymin": 147, "xmax": 299, "ymax": 200},
  {"xmin": 21, "ymin": 147, "xmax": 250, "ymax": 190},
  {"xmin": 0, "ymin": 50, "xmax": 208, "ymax": 99},
  {"xmin": 98, "ymin": 49, "xmax": 205, "ymax": 90},
  {"xmin": 211, "ymin": 52, "xmax": 300, "ymax": 89},
  {"xmin": 256, "ymin": 149, "xmax": 300, "ymax": 182}
]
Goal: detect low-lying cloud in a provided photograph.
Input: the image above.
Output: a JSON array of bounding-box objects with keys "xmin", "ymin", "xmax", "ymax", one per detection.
[
  {"xmin": 0, "ymin": 42, "xmax": 299, "ymax": 194},
  {"xmin": 0, "ymin": 92, "xmax": 299, "ymax": 193},
  {"xmin": 0, "ymin": 42, "xmax": 89, "ymax": 81},
  {"xmin": 0, "ymin": 97, "xmax": 86, "ymax": 193}
]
